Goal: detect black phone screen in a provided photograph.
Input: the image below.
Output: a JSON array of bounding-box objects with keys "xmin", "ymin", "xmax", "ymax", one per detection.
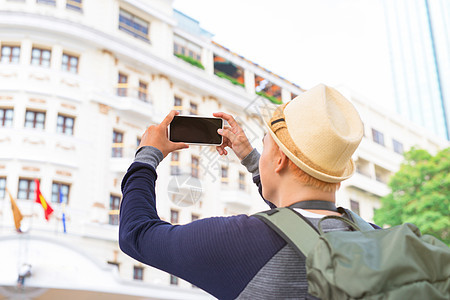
[{"xmin": 169, "ymin": 116, "xmax": 223, "ymax": 145}]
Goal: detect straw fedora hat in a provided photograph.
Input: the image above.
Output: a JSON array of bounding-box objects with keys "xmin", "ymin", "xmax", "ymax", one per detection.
[{"xmin": 264, "ymin": 84, "xmax": 363, "ymax": 183}]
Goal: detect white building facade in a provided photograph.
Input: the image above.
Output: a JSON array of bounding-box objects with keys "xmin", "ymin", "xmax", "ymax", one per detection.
[{"xmin": 0, "ymin": 0, "xmax": 447, "ymax": 299}]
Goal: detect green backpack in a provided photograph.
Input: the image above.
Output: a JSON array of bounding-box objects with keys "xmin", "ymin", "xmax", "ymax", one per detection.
[{"xmin": 253, "ymin": 206, "xmax": 450, "ymax": 299}]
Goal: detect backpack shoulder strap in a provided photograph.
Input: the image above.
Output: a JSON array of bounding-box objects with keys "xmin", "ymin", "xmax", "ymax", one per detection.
[
  {"xmin": 341, "ymin": 208, "xmax": 375, "ymax": 232},
  {"xmin": 253, "ymin": 207, "xmax": 320, "ymax": 258}
]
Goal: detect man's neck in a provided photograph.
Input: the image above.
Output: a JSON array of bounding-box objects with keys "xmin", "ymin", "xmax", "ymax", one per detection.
[{"xmin": 275, "ymin": 177, "xmax": 337, "ymax": 215}]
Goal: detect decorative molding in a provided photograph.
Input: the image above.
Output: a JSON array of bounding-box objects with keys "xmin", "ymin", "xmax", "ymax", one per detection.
[
  {"xmin": 29, "ymin": 98, "xmax": 46, "ymax": 104},
  {"xmin": 23, "ymin": 138, "xmax": 45, "ymax": 145},
  {"xmin": 0, "ymin": 72, "xmax": 17, "ymax": 78},
  {"xmin": 56, "ymin": 142, "xmax": 75, "ymax": 151},
  {"xmin": 0, "ymin": 95, "xmax": 13, "ymax": 101},
  {"xmin": 116, "ymin": 116, "xmax": 120, "ymax": 124},
  {"xmin": 22, "ymin": 166, "xmax": 40, "ymax": 172},
  {"xmin": 157, "ymin": 74, "xmax": 169, "ymax": 81},
  {"xmin": 29, "ymin": 73, "xmax": 50, "ymax": 81},
  {"xmin": 0, "ymin": 137, "xmax": 11, "ymax": 143},
  {"xmin": 92, "ymin": 202, "xmax": 106, "ymax": 209},
  {"xmin": 101, "ymin": 49, "xmax": 114, "ymax": 57},
  {"xmin": 56, "ymin": 170, "xmax": 72, "ymax": 177},
  {"xmin": 61, "ymin": 78, "xmax": 79, "ymax": 88},
  {"xmin": 61, "ymin": 103, "xmax": 77, "ymax": 110},
  {"xmin": 123, "ymin": 121, "xmax": 141, "ymax": 130},
  {"xmin": 179, "ymin": 88, "xmax": 195, "ymax": 97},
  {"xmin": 98, "ymin": 103, "xmax": 111, "ymax": 115},
  {"xmin": 125, "ymin": 65, "xmax": 144, "ymax": 75},
  {"xmin": 0, "ymin": 165, "xmax": 5, "ymax": 169}
]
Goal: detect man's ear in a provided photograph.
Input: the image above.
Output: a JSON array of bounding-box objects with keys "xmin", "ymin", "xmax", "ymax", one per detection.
[{"xmin": 274, "ymin": 149, "xmax": 289, "ymax": 174}]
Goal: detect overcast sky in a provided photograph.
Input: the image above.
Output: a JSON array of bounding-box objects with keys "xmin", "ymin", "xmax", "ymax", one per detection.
[{"xmin": 173, "ymin": 0, "xmax": 396, "ymax": 111}]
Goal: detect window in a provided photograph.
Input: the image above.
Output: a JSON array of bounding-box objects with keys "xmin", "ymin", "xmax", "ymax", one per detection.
[
  {"xmin": 191, "ymin": 156, "xmax": 199, "ymax": 178},
  {"xmin": 254, "ymin": 75, "xmax": 282, "ymax": 104},
  {"xmin": 239, "ymin": 172, "xmax": 245, "ymax": 190},
  {"xmin": 138, "ymin": 81, "xmax": 148, "ymax": 102},
  {"xmin": 61, "ymin": 53, "xmax": 78, "ymax": 73},
  {"xmin": 221, "ymin": 166, "xmax": 228, "ymax": 184},
  {"xmin": 117, "ymin": 73, "xmax": 127, "ymax": 97},
  {"xmin": 31, "ymin": 48, "xmax": 51, "ymax": 67},
  {"xmin": 119, "ymin": 9, "xmax": 149, "ymax": 41},
  {"xmin": 56, "ymin": 114, "xmax": 74, "ymax": 135},
  {"xmin": 0, "ymin": 177, "xmax": 6, "ymax": 199},
  {"xmin": 372, "ymin": 129, "xmax": 385, "ymax": 146},
  {"xmin": 18, "ymin": 178, "xmax": 35, "ymax": 200},
  {"xmin": 36, "ymin": 0, "xmax": 56, "ymax": 5},
  {"xmin": 350, "ymin": 199, "xmax": 360, "ymax": 215},
  {"xmin": 393, "ymin": 139, "xmax": 404, "ymax": 154},
  {"xmin": 133, "ymin": 266, "xmax": 144, "ymax": 281},
  {"xmin": 174, "ymin": 96, "xmax": 182, "ymax": 112},
  {"xmin": 170, "ymin": 209, "xmax": 179, "ymax": 224},
  {"xmin": 24, "ymin": 110, "xmax": 45, "ymax": 129},
  {"xmin": 375, "ymin": 166, "xmax": 389, "ymax": 184},
  {"xmin": 1, "ymin": 45, "xmax": 20, "ymax": 63},
  {"xmin": 173, "ymin": 35, "xmax": 202, "ymax": 61},
  {"xmin": 214, "ymin": 54, "xmax": 245, "ymax": 88},
  {"xmin": 0, "ymin": 108, "xmax": 13, "ymax": 127},
  {"xmin": 189, "ymin": 102, "xmax": 198, "ymax": 115},
  {"xmin": 170, "ymin": 152, "xmax": 180, "ymax": 175},
  {"xmin": 191, "ymin": 214, "xmax": 199, "ymax": 221},
  {"xmin": 109, "ymin": 195, "xmax": 121, "ymax": 225},
  {"xmin": 112, "ymin": 130, "xmax": 123, "ymax": 158},
  {"xmin": 170, "ymin": 275, "xmax": 179, "ymax": 285},
  {"xmin": 51, "ymin": 182, "xmax": 70, "ymax": 204},
  {"xmin": 66, "ymin": 0, "xmax": 82, "ymax": 11}
]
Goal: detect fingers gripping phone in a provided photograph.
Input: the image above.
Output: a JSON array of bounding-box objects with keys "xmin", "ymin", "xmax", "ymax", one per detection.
[{"xmin": 169, "ymin": 115, "xmax": 223, "ymax": 146}]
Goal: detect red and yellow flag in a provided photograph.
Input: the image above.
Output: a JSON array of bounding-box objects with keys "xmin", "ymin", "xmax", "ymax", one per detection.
[
  {"xmin": 7, "ymin": 189, "xmax": 23, "ymax": 232},
  {"xmin": 34, "ymin": 179, "xmax": 53, "ymax": 221}
]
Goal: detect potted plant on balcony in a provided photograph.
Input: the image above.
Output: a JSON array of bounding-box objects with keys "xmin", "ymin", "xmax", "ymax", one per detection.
[{"xmin": 174, "ymin": 53, "xmax": 205, "ymax": 70}]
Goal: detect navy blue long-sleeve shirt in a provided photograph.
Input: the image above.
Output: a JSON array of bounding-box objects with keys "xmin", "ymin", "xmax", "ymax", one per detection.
[
  {"xmin": 119, "ymin": 148, "xmax": 285, "ymax": 299},
  {"xmin": 119, "ymin": 147, "xmax": 377, "ymax": 299}
]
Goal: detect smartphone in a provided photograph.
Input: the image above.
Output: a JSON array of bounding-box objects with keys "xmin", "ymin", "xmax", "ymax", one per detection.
[{"xmin": 169, "ymin": 115, "xmax": 223, "ymax": 145}]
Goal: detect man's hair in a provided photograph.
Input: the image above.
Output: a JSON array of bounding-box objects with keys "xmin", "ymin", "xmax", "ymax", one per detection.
[{"xmin": 287, "ymin": 160, "xmax": 340, "ymax": 192}]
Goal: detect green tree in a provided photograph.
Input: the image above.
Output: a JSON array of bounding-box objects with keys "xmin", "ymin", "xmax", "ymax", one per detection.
[{"xmin": 374, "ymin": 147, "xmax": 450, "ymax": 245}]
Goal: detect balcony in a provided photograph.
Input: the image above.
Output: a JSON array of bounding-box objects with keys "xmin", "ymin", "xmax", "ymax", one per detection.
[
  {"xmin": 220, "ymin": 188, "xmax": 252, "ymax": 212},
  {"xmin": 0, "ymin": 64, "xmax": 85, "ymax": 102},
  {"xmin": 344, "ymin": 172, "xmax": 390, "ymax": 198},
  {"xmin": 114, "ymin": 84, "xmax": 154, "ymax": 118},
  {"xmin": 0, "ymin": 127, "xmax": 79, "ymax": 168},
  {"xmin": 82, "ymin": 221, "xmax": 119, "ymax": 242},
  {"xmin": 110, "ymin": 144, "xmax": 136, "ymax": 173}
]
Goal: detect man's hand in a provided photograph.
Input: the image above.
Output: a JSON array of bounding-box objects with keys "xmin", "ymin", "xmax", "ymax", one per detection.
[
  {"xmin": 139, "ymin": 110, "xmax": 189, "ymax": 157},
  {"xmin": 213, "ymin": 112, "xmax": 253, "ymax": 161}
]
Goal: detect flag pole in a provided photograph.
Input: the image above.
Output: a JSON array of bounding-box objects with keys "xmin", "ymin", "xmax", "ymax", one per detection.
[{"xmin": 59, "ymin": 187, "xmax": 67, "ymax": 234}]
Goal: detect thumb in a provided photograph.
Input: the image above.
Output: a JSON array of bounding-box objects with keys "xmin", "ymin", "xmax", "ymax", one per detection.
[
  {"xmin": 218, "ymin": 127, "xmax": 236, "ymax": 142},
  {"xmin": 170, "ymin": 142, "xmax": 189, "ymax": 152}
]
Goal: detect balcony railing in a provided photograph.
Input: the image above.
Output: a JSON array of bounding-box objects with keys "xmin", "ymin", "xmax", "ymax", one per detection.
[{"xmin": 115, "ymin": 84, "xmax": 151, "ymax": 103}]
